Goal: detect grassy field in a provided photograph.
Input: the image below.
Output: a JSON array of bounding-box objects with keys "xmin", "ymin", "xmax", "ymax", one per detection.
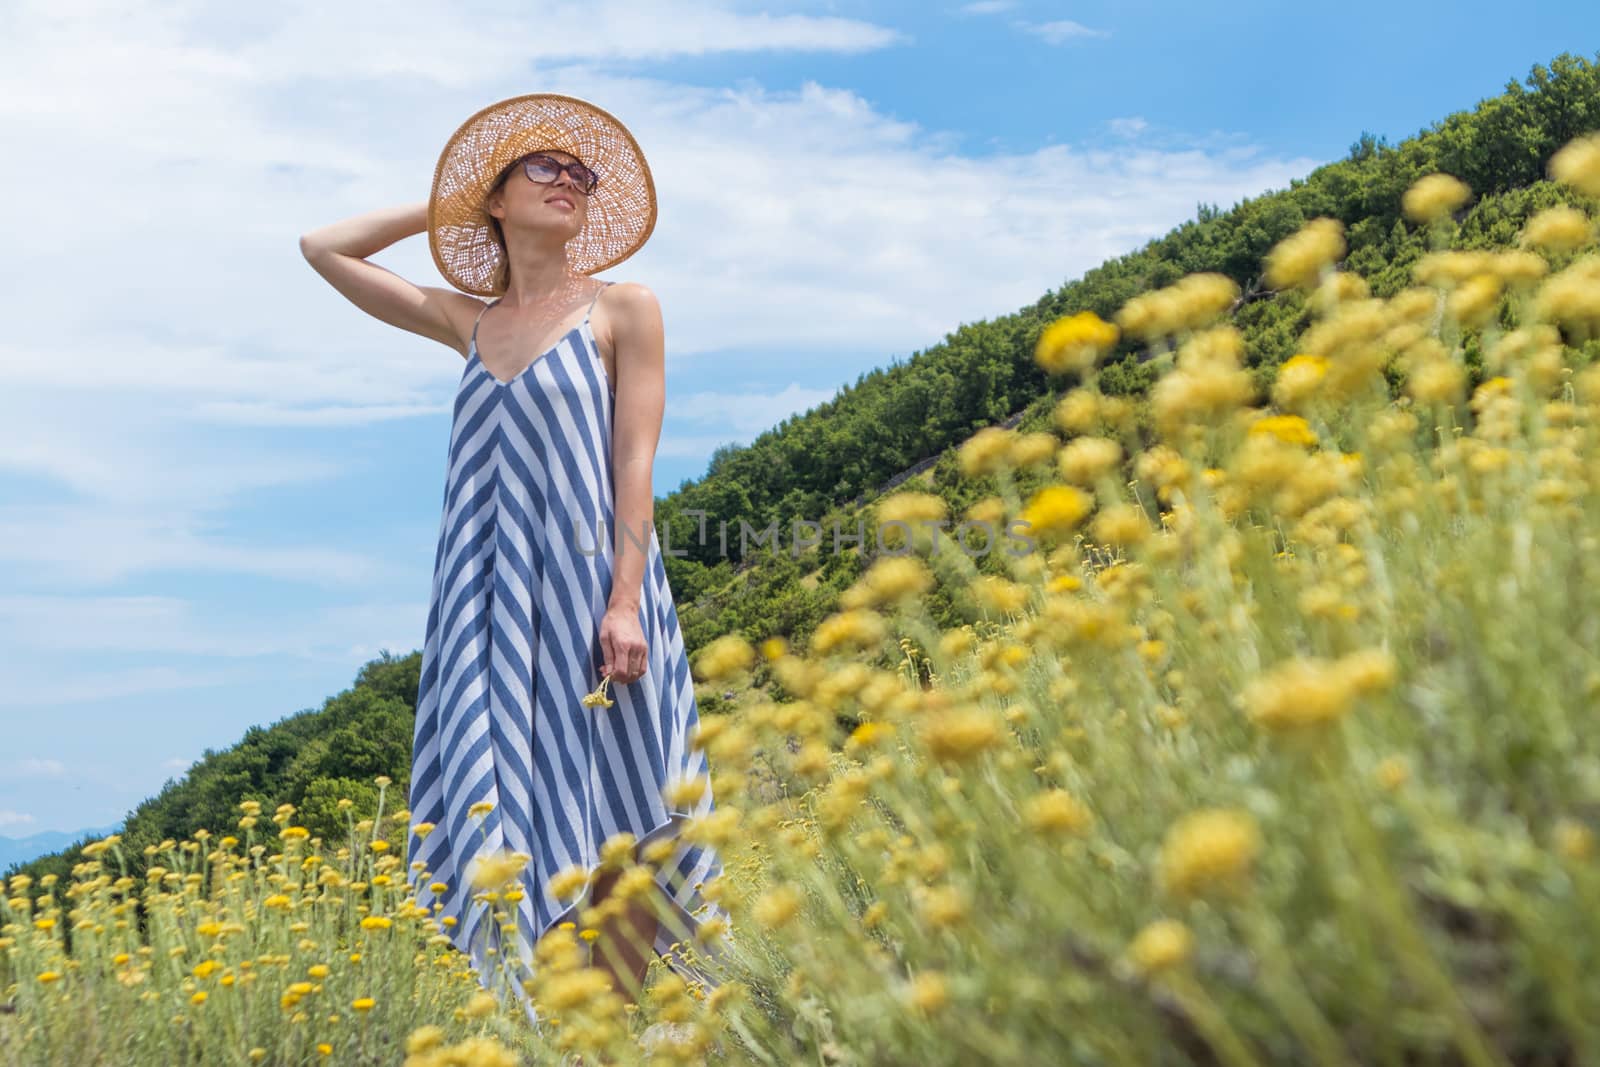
[{"xmin": 6, "ymin": 138, "xmax": 1600, "ymax": 1065}]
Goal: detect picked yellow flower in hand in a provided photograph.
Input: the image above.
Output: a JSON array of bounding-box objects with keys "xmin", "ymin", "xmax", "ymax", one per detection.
[{"xmin": 582, "ymin": 671, "xmax": 616, "ymax": 709}]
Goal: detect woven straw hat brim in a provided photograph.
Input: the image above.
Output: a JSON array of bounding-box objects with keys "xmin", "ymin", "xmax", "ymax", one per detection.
[{"xmin": 428, "ymin": 93, "xmax": 657, "ymax": 295}]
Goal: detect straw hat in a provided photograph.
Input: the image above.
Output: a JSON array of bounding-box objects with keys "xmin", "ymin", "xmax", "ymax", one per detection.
[{"xmin": 427, "ymin": 93, "xmax": 657, "ymax": 296}]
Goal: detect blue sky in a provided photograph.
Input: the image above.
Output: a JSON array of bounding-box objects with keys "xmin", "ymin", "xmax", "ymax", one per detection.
[{"xmin": 1, "ymin": 1, "xmax": 1595, "ymax": 839}]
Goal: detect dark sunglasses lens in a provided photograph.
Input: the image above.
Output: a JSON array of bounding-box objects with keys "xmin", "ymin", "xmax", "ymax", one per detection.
[{"xmin": 523, "ymin": 156, "xmax": 561, "ymax": 181}]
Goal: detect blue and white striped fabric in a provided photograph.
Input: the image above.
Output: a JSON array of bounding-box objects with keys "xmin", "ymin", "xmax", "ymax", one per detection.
[{"xmin": 408, "ymin": 281, "xmax": 731, "ymax": 1024}]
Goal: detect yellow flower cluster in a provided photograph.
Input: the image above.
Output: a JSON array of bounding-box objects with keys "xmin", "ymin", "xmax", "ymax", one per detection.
[
  {"xmin": 1150, "ymin": 325, "xmax": 1255, "ymax": 437},
  {"xmin": 467, "ymin": 849, "xmax": 529, "ymax": 892},
  {"xmin": 1531, "ymin": 255, "xmax": 1600, "ymax": 343},
  {"xmin": 842, "ymin": 555, "xmax": 934, "ymax": 611},
  {"xmin": 1056, "ymin": 436, "xmax": 1123, "ymax": 485},
  {"xmin": 1127, "ymin": 919, "xmax": 1193, "ymax": 975},
  {"xmin": 959, "ymin": 426, "xmax": 1019, "ymax": 477},
  {"xmin": 694, "ymin": 634, "xmax": 756, "ymax": 682},
  {"xmin": 1019, "ymin": 484, "xmax": 1093, "ymax": 538},
  {"xmin": 1114, "ymin": 272, "xmax": 1241, "ymax": 341},
  {"xmin": 1158, "ymin": 808, "xmax": 1261, "ymax": 899},
  {"xmin": 1549, "ymin": 131, "xmax": 1600, "ymax": 197},
  {"xmin": 1264, "ymin": 217, "xmax": 1346, "ymax": 290},
  {"xmin": 1241, "ymin": 648, "xmax": 1397, "ymax": 733},
  {"xmin": 1523, "ymin": 205, "xmax": 1593, "ymax": 253},
  {"xmin": 1035, "ymin": 309, "xmax": 1120, "ymax": 374},
  {"xmin": 1402, "ymin": 172, "xmax": 1472, "ymax": 224}
]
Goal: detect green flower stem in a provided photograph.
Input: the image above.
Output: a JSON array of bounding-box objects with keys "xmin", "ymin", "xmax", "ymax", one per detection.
[
  {"xmin": 1162, "ymin": 970, "xmax": 1266, "ymax": 1067},
  {"xmin": 1323, "ymin": 761, "xmax": 1510, "ymax": 1067},
  {"xmin": 1236, "ymin": 908, "xmax": 1353, "ymax": 1067}
]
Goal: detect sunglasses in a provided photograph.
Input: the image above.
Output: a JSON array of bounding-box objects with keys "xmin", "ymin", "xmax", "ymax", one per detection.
[{"xmin": 511, "ymin": 152, "xmax": 599, "ymax": 195}]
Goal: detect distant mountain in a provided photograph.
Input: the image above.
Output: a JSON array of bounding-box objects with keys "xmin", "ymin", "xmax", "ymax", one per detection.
[{"xmin": 1, "ymin": 824, "xmax": 123, "ymax": 875}]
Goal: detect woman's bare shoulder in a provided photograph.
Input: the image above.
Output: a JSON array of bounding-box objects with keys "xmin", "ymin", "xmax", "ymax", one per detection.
[{"xmin": 595, "ymin": 280, "xmax": 662, "ymax": 325}]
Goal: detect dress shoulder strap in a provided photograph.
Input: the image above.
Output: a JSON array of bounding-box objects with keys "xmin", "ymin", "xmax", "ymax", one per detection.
[
  {"xmin": 471, "ymin": 297, "xmax": 501, "ymax": 349},
  {"xmin": 583, "ymin": 281, "xmax": 614, "ymax": 322}
]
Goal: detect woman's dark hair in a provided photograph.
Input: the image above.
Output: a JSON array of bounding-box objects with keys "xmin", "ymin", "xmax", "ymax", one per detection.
[
  {"xmin": 485, "ymin": 160, "xmax": 520, "ymax": 291},
  {"xmin": 486, "ymin": 162, "xmax": 517, "ymax": 253}
]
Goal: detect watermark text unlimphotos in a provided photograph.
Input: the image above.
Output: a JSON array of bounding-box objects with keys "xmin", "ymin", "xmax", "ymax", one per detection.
[{"xmin": 572, "ymin": 510, "xmax": 1038, "ymax": 559}]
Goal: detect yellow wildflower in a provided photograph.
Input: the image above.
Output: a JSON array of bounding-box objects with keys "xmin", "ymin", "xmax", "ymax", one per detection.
[
  {"xmin": 1024, "ymin": 789, "xmax": 1093, "ymax": 835},
  {"xmin": 1159, "ymin": 808, "xmax": 1261, "ymax": 899},
  {"xmin": 1035, "ymin": 310, "xmax": 1119, "ymax": 374},
  {"xmin": 694, "ymin": 634, "xmax": 755, "ymax": 682},
  {"xmin": 1446, "ymin": 273, "xmax": 1503, "ymax": 329},
  {"xmin": 879, "ymin": 490, "xmax": 948, "ymax": 526},
  {"xmin": 1264, "ymin": 218, "xmax": 1346, "ymax": 291},
  {"xmin": 1128, "ymin": 919, "xmax": 1193, "ymax": 975},
  {"xmin": 469, "ymin": 849, "xmax": 529, "ymax": 891},
  {"xmin": 406, "ymin": 1027, "xmax": 447, "ymax": 1056},
  {"xmin": 1054, "ymin": 389, "xmax": 1101, "ymax": 434},
  {"xmin": 906, "ymin": 971, "xmax": 949, "ymax": 1013},
  {"xmin": 972, "ymin": 575, "xmax": 1030, "ymax": 615},
  {"xmin": 958, "ymin": 426, "xmax": 1018, "ymax": 476},
  {"xmin": 1242, "ymin": 649, "xmax": 1396, "ymax": 733},
  {"xmin": 1523, "ymin": 205, "xmax": 1592, "ymax": 254},
  {"xmin": 580, "ymin": 671, "xmax": 616, "ymax": 708},
  {"xmin": 1402, "ymin": 172, "xmax": 1472, "ymax": 224},
  {"xmin": 753, "ymin": 884, "xmax": 803, "ymax": 929},
  {"xmin": 1056, "ymin": 436, "xmax": 1123, "ymax": 485},
  {"xmin": 843, "ymin": 556, "xmax": 933, "ymax": 611},
  {"xmin": 921, "ymin": 707, "xmax": 1004, "ymax": 765},
  {"xmin": 1091, "ymin": 503, "xmax": 1150, "ymax": 547},
  {"xmin": 915, "ymin": 884, "xmax": 969, "ymax": 929},
  {"xmin": 1406, "ymin": 358, "xmax": 1466, "ymax": 406},
  {"xmin": 1549, "ymin": 131, "xmax": 1600, "ymax": 197},
  {"xmin": 1271, "ymin": 353, "xmax": 1328, "ymax": 410},
  {"xmin": 1533, "ymin": 255, "xmax": 1600, "ymax": 343},
  {"xmin": 1554, "ymin": 819, "xmax": 1595, "ymax": 862},
  {"xmin": 1010, "ymin": 430, "xmax": 1061, "ymax": 469},
  {"xmin": 1249, "ymin": 414, "xmax": 1318, "ymax": 447},
  {"xmin": 1020, "ymin": 485, "xmax": 1093, "ymax": 538},
  {"xmin": 812, "ymin": 608, "xmax": 888, "ymax": 654}
]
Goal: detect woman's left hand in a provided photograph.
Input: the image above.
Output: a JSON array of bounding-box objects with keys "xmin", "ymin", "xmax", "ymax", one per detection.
[{"xmin": 599, "ymin": 605, "xmax": 649, "ymax": 684}]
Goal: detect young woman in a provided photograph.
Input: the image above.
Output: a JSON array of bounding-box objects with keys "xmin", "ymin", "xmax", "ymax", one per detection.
[{"xmin": 299, "ymin": 94, "xmax": 730, "ymax": 1035}]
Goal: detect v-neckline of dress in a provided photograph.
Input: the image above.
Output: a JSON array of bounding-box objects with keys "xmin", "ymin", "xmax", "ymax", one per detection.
[{"xmin": 469, "ymin": 320, "xmax": 588, "ymax": 388}]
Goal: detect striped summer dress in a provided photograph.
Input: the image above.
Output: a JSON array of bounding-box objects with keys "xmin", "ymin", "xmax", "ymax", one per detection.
[{"xmin": 407, "ymin": 280, "xmax": 732, "ymax": 1026}]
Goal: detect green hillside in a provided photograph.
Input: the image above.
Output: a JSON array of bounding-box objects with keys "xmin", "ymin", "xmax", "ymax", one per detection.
[
  {"xmin": 660, "ymin": 51, "xmax": 1600, "ymax": 659},
  {"xmin": 9, "ymin": 49, "xmax": 1599, "ymax": 902}
]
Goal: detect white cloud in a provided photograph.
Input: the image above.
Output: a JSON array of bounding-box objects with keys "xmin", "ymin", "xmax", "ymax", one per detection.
[
  {"xmin": 0, "ymin": 811, "xmax": 37, "ymax": 830},
  {"xmin": 672, "ymin": 384, "xmax": 839, "ymax": 435},
  {"xmin": 0, "ymin": 3, "xmax": 1316, "ymax": 577},
  {"xmin": 1020, "ymin": 19, "xmax": 1111, "ymax": 44},
  {"xmin": 0, "ymin": 2, "xmax": 1323, "ymax": 757},
  {"xmin": 8, "ymin": 759, "xmax": 67, "ymax": 779},
  {"xmin": 0, "ymin": 593, "xmax": 427, "ymax": 662},
  {"xmin": 0, "ymin": 506, "xmax": 382, "ymax": 588},
  {"xmin": 0, "ymin": 665, "xmax": 239, "ymax": 709},
  {"xmin": 958, "ymin": 0, "xmax": 1016, "ymax": 13}
]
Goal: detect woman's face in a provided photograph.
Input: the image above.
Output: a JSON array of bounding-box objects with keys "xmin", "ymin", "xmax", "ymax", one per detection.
[{"xmin": 487, "ymin": 149, "xmax": 589, "ymax": 241}]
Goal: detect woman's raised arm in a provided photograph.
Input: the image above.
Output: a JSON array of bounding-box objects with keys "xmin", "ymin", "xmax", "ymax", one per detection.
[{"xmin": 299, "ymin": 201, "xmax": 478, "ymax": 355}]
